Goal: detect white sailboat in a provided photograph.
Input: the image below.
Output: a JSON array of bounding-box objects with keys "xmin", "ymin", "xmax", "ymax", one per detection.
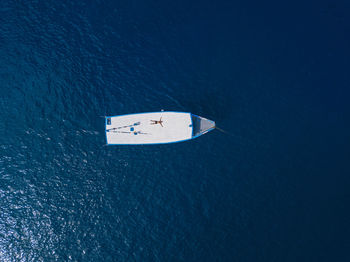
[{"xmin": 105, "ymin": 111, "xmax": 215, "ymax": 145}]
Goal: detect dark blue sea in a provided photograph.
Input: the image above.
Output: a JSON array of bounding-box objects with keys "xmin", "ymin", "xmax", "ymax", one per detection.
[{"xmin": 1, "ymin": 0, "xmax": 350, "ymax": 261}]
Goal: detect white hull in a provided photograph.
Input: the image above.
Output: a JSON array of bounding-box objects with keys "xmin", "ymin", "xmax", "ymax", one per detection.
[{"xmin": 105, "ymin": 111, "xmax": 215, "ymax": 145}]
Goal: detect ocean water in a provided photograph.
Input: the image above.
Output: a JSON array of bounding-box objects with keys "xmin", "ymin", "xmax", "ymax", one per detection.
[{"xmin": 1, "ymin": 0, "xmax": 349, "ymax": 261}]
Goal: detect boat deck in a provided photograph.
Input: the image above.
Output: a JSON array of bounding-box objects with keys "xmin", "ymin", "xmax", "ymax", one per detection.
[{"xmin": 105, "ymin": 112, "xmax": 193, "ymax": 145}]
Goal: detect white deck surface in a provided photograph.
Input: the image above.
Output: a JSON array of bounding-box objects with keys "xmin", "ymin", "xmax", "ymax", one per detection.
[{"xmin": 106, "ymin": 112, "xmax": 192, "ymax": 144}]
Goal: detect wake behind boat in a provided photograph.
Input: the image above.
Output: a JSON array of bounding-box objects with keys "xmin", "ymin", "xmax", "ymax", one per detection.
[{"xmin": 105, "ymin": 111, "xmax": 215, "ymax": 145}]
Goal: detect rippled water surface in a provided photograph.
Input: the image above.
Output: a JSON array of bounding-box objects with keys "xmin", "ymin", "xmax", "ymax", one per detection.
[{"xmin": 1, "ymin": 0, "xmax": 349, "ymax": 261}]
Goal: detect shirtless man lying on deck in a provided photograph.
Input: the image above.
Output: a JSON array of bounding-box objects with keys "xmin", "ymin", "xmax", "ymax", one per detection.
[{"xmin": 150, "ymin": 117, "xmax": 163, "ymax": 127}]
